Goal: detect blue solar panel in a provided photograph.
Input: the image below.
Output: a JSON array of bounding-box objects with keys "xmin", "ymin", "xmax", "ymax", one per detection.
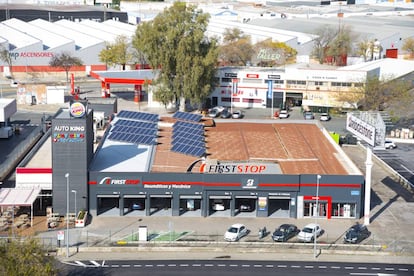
[
  {"xmin": 171, "ymin": 143, "xmax": 205, "ymax": 157},
  {"xmin": 172, "ymin": 137, "xmax": 205, "ymax": 147},
  {"xmin": 112, "ymin": 125, "xmax": 157, "ymax": 136},
  {"xmin": 172, "ymin": 130, "xmax": 204, "ymax": 140},
  {"xmin": 115, "ymin": 120, "xmax": 157, "ymax": 130},
  {"xmin": 108, "ymin": 132, "xmax": 157, "ymax": 145},
  {"xmin": 173, "ymin": 111, "xmax": 202, "ymax": 122},
  {"xmin": 117, "ymin": 110, "xmax": 159, "ymax": 122},
  {"xmin": 173, "ymin": 121, "xmax": 204, "ymax": 131}
]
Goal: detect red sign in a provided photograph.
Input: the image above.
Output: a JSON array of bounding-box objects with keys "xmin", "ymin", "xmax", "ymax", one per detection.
[{"xmin": 246, "ymin": 74, "xmax": 259, "ymax": 78}]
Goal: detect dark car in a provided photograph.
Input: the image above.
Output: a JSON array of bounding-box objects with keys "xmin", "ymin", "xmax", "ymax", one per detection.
[
  {"xmin": 220, "ymin": 109, "xmax": 232, "ymax": 118},
  {"xmin": 344, "ymin": 223, "xmax": 371, "ymax": 244},
  {"xmin": 272, "ymin": 224, "xmax": 299, "ymax": 242}
]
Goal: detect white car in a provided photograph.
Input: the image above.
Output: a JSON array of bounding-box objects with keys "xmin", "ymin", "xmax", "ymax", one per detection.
[
  {"xmin": 319, "ymin": 113, "xmax": 331, "ymax": 121},
  {"xmin": 278, "ymin": 110, "xmax": 289, "ymax": 119},
  {"xmin": 384, "ymin": 140, "xmax": 397, "ymax": 149},
  {"xmin": 224, "ymin": 223, "xmax": 248, "ymax": 242},
  {"xmin": 232, "ymin": 110, "xmax": 244, "ymax": 119},
  {"xmin": 212, "ymin": 200, "xmax": 225, "ymax": 211},
  {"xmin": 297, "ymin": 223, "xmax": 323, "ymax": 242}
]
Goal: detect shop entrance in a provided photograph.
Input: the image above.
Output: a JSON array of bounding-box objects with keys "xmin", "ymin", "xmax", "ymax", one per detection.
[
  {"xmin": 179, "ymin": 195, "xmax": 202, "ymax": 216},
  {"xmin": 149, "ymin": 195, "xmax": 172, "ymax": 216},
  {"xmin": 268, "ymin": 197, "xmax": 290, "ymax": 217},
  {"xmin": 208, "ymin": 195, "xmax": 231, "ymax": 217},
  {"xmin": 235, "ymin": 196, "xmax": 256, "ymax": 216},
  {"xmin": 97, "ymin": 195, "xmax": 120, "ymax": 216},
  {"xmin": 123, "ymin": 195, "xmax": 146, "ymax": 216},
  {"xmin": 303, "ymin": 196, "xmax": 332, "ymax": 219}
]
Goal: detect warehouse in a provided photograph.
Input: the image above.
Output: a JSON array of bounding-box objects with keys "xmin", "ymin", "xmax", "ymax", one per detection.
[{"xmin": 50, "ymin": 105, "xmax": 364, "ymax": 220}]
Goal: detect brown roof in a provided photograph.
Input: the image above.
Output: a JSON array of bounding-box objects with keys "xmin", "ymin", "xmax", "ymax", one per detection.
[{"xmin": 151, "ymin": 120, "xmax": 347, "ymax": 175}]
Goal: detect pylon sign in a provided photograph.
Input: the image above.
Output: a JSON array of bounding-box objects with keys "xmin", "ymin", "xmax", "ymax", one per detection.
[{"xmin": 346, "ymin": 113, "xmax": 376, "ymax": 146}]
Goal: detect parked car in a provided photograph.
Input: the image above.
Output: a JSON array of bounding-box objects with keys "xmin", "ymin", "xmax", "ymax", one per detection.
[
  {"xmin": 238, "ymin": 202, "xmax": 252, "ymax": 212},
  {"xmin": 232, "ymin": 110, "xmax": 244, "ymax": 119},
  {"xmin": 220, "ymin": 109, "xmax": 232, "ymax": 118},
  {"xmin": 224, "ymin": 223, "xmax": 248, "ymax": 242},
  {"xmin": 208, "ymin": 109, "xmax": 220, "ymax": 118},
  {"xmin": 132, "ymin": 203, "xmax": 144, "ymax": 210},
  {"xmin": 272, "ymin": 224, "xmax": 299, "ymax": 242},
  {"xmin": 319, "ymin": 113, "xmax": 331, "ymax": 121},
  {"xmin": 297, "ymin": 223, "xmax": 323, "ymax": 242},
  {"xmin": 344, "ymin": 223, "xmax": 371, "ymax": 244},
  {"xmin": 384, "ymin": 140, "xmax": 397, "ymax": 149},
  {"xmin": 303, "ymin": 111, "xmax": 315, "ymax": 120},
  {"xmin": 212, "ymin": 200, "xmax": 225, "ymax": 211},
  {"xmin": 278, "ymin": 110, "xmax": 289, "ymax": 119}
]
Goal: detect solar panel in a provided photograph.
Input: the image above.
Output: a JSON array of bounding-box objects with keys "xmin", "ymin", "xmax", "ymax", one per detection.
[
  {"xmin": 108, "ymin": 132, "xmax": 157, "ymax": 145},
  {"xmin": 115, "ymin": 119, "xmax": 157, "ymax": 130},
  {"xmin": 172, "ymin": 130, "xmax": 204, "ymax": 140},
  {"xmin": 117, "ymin": 110, "xmax": 159, "ymax": 122},
  {"xmin": 173, "ymin": 111, "xmax": 202, "ymax": 122},
  {"xmin": 111, "ymin": 125, "xmax": 157, "ymax": 136},
  {"xmin": 171, "ymin": 143, "xmax": 206, "ymax": 157},
  {"xmin": 172, "ymin": 137, "xmax": 205, "ymax": 147},
  {"xmin": 173, "ymin": 121, "xmax": 204, "ymax": 131}
]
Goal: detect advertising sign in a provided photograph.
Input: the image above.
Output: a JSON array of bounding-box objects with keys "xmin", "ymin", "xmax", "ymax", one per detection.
[{"xmin": 346, "ymin": 113, "xmax": 376, "ymax": 146}]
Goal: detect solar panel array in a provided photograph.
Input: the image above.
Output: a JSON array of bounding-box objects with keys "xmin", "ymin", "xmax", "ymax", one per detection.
[
  {"xmin": 108, "ymin": 111, "xmax": 158, "ymax": 145},
  {"xmin": 172, "ymin": 111, "xmax": 202, "ymax": 122},
  {"xmin": 117, "ymin": 110, "xmax": 159, "ymax": 122},
  {"xmin": 171, "ymin": 121, "xmax": 206, "ymax": 157}
]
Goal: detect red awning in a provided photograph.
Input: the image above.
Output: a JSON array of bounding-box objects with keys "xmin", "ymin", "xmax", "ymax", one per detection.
[{"xmin": 90, "ymin": 69, "xmax": 156, "ymax": 85}]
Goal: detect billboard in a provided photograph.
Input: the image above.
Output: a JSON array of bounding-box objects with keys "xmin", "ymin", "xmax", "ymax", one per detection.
[{"xmin": 346, "ymin": 113, "xmax": 376, "ymax": 146}]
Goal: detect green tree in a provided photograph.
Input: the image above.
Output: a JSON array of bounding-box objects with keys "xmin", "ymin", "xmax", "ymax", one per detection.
[
  {"xmin": 402, "ymin": 37, "xmax": 414, "ymax": 59},
  {"xmin": 219, "ymin": 28, "xmax": 254, "ymax": 66},
  {"xmin": 326, "ymin": 25, "xmax": 355, "ymax": 66},
  {"xmin": 132, "ymin": 1, "xmax": 219, "ymax": 111},
  {"xmin": 0, "ymin": 238, "xmax": 57, "ymax": 276},
  {"xmin": 99, "ymin": 35, "xmax": 132, "ymax": 70},
  {"xmin": 49, "ymin": 52, "xmax": 83, "ymax": 82}
]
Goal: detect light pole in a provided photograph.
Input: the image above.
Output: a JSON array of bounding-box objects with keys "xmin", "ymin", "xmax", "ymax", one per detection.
[
  {"xmin": 71, "ymin": 190, "xmax": 77, "ymax": 218},
  {"xmin": 65, "ymin": 173, "xmax": 70, "ymax": 258},
  {"xmin": 314, "ymin": 174, "xmax": 321, "ymax": 259}
]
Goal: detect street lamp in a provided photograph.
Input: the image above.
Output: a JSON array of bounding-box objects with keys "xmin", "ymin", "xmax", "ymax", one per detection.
[
  {"xmin": 314, "ymin": 174, "xmax": 321, "ymax": 259},
  {"xmin": 71, "ymin": 190, "xmax": 77, "ymax": 218},
  {"xmin": 65, "ymin": 173, "xmax": 70, "ymax": 258}
]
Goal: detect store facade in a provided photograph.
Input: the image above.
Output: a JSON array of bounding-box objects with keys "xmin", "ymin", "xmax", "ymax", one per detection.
[{"xmin": 88, "ymin": 171, "xmax": 365, "ymax": 219}]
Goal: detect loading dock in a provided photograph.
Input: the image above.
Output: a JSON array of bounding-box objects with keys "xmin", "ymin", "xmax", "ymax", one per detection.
[
  {"xmin": 179, "ymin": 195, "xmax": 202, "ymax": 216},
  {"xmin": 149, "ymin": 195, "xmax": 172, "ymax": 216},
  {"xmin": 268, "ymin": 195, "xmax": 291, "ymax": 218},
  {"xmin": 97, "ymin": 195, "xmax": 120, "ymax": 216}
]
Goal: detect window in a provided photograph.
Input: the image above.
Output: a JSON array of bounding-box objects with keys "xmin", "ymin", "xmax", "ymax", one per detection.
[{"xmin": 332, "ymin": 203, "xmax": 356, "ymax": 218}]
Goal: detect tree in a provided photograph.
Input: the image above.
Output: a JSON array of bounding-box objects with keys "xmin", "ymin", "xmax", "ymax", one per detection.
[
  {"xmin": 325, "ymin": 25, "xmax": 356, "ymax": 66},
  {"xmin": 402, "ymin": 37, "xmax": 414, "ymax": 59},
  {"xmin": 253, "ymin": 39, "xmax": 297, "ymax": 67},
  {"xmin": 99, "ymin": 35, "xmax": 133, "ymax": 70},
  {"xmin": 49, "ymin": 52, "xmax": 83, "ymax": 82},
  {"xmin": 311, "ymin": 26, "xmax": 337, "ymax": 64},
  {"xmin": 132, "ymin": 2, "xmax": 219, "ymax": 111},
  {"xmin": 351, "ymin": 75, "xmax": 413, "ymax": 111},
  {"xmin": 0, "ymin": 238, "xmax": 57, "ymax": 276},
  {"xmin": 219, "ymin": 28, "xmax": 254, "ymax": 66},
  {"xmin": 0, "ymin": 45, "xmax": 13, "ymax": 77}
]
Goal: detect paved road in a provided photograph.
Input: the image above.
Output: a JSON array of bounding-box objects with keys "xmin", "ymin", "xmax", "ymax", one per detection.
[{"xmin": 57, "ymin": 260, "xmax": 414, "ymax": 276}]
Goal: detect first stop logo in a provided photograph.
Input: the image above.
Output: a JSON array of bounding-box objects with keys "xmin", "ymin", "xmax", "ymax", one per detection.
[{"xmin": 200, "ymin": 164, "xmax": 267, "ymax": 174}]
